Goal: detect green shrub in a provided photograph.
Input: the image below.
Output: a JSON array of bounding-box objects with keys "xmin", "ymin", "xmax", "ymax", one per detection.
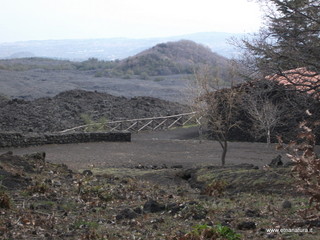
[{"xmin": 80, "ymin": 114, "xmax": 108, "ymax": 132}]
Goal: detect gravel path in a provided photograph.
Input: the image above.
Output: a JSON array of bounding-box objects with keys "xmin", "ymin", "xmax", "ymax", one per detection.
[{"xmin": 0, "ymin": 127, "xmax": 292, "ymax": 171}]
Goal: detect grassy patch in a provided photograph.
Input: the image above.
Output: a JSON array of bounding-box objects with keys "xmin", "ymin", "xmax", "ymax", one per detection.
[
  {"xmin": 88, "ymin": 167, "xmax": 172, "ymax": 178},
  {"xmin": 196, "ymin": 167, "xmax": 295, "ymax": 194}
]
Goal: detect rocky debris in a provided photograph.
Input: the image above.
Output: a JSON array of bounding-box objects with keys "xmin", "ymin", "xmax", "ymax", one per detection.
[
  {"xmin": 269, "ymin": 155, "xmax": 283, "ymax": 167},
  {"xmin": 143, "ymin": 199, "xmax": 166, "ymax": 213},
  {"xmin": 0, "ymin": 152, "xmax": 316, "ymax": 239},
  {"xmin": 179, "ymin": 201, "xmax": 208, "ymax": 220},
  {"xmin": 133, "ymin": 164, "xmax": 168, "ymax": 170},
  {"xmin": 0, "ymin": 151, "xmax": 75, "ymax": 191},
  {"xmin": 167, "ymin": 203, "xmax": 186, "ymax": 215},
  {"xmin": 282, "ymin": 200, "xmax": 292, "ymax": 209},
  {"xmin": 237, "ymin": 221, "xmax": 256, "ymax": 230},
  {"xmin": 0, "ymin": 89, "xmax": 188, "ymax": 133},
  {"xmin": 116, "ymin": 208, "xmax": 139, "ymax": 220},
  {"xmin": 245, "ymin": 209, "xmax": 261, "ymax": 218}
]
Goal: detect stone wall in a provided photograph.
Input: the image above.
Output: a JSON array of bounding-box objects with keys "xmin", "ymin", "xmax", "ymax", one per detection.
[{"xmin": 0, "ymin": 132, "xmax": 131, "ymax": 148}]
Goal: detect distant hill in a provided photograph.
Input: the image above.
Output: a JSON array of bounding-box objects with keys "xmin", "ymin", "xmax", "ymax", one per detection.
[
  {"xmin": 0, "ymin": 32, "xmax": 245, "ymax": 60},
  {"xmin": 116, "ymin": 40, "xmax": 229, "ymax": 76},
  {"xmin": 0, "ymin": 40, "xmax": 240, "ymax": 102},
  {"xmin": 8, "ymin": 51, "xmax": 35, "ymax": 58}
]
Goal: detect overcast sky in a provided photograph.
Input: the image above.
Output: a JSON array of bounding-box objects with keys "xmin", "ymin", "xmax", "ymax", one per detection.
[{"xmin": 0, "ymin": 0, "xmax": 263, "ymax": 43}]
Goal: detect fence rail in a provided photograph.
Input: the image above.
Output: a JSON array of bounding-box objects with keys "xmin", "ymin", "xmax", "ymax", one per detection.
[{"xmin": 59, "ymin": 112, "xmax": 200, "ymax": 133}]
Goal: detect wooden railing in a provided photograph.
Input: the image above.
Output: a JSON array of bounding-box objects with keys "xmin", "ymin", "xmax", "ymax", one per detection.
[{"xmin": 59, "ymin": 112, "xmax": 200, "ymax": 133}]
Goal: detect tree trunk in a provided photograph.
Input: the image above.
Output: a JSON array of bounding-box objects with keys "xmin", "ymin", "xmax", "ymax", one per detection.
[
  {"xmin": 267, "ymin": 128, "xmax": 271, "ymax": 146},
  {"xmin": 221, "ymin": 140, "xmax": 228, "ymax": 166}
]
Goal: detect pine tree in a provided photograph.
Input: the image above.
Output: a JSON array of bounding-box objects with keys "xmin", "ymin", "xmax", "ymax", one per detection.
[{"xmin": 238, "ymin": 0, "xmax": 320, "ymax": 95}]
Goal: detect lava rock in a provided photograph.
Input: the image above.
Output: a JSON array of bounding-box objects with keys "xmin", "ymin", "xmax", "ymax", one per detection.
[
  {"xmin": 143, "ymin": 199, "xmax": 165, "ymax": 213},
  {"xmin": 167, "ymin": 203, "xmax": 185, "ymax": 215},
  {"xmin": 282, "ymin": 200, "xmax": 292, "ymax": 209},
  {"xmin": 133, "ymin": 207, "xmax": 143, "ymax": 215},
  {"xmin": 116, "ymin": 208, "xmax": 138, "ymax": 220},
  {"xmin": 237, "ymin": 221, "xmax": 256, "ymax": 230},
  {"xmin": 269, "ymin": 155, "xmax": 283, "ymax": 167},
  {"xmin": 245, "ymin": 209, "xmax": 261, "ymax": 217}
]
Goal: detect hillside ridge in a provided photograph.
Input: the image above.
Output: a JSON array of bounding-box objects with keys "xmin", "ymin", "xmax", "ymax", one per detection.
[{"xmin": 116, "ymin": 40, "xmax": 229, "ymax": 76}]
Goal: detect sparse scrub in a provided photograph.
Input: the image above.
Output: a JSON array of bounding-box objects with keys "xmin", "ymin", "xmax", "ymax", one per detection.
[
  {"xmin": 172, "ymin": 224, "xmax": 241, "ymax": 240},
  {"xmin": 202, "ymin": 180, "xmax": 227, "ymax": 197},
  {"xmin": 80, "ymin": 114, "xmax": 108, "ymax": 132},
  {"xmin": 26, "ymin": 182, "xmax": 50, "ymax": 195}
]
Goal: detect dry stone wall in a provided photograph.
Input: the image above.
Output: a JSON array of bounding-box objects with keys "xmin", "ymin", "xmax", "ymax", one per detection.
[{"xmin": 0, "ymin": 132, "xmax": 131, "ymax": 148}]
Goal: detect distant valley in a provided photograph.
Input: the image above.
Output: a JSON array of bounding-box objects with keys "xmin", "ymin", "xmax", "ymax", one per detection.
[{"xmin": 0, "ymin": 32, "xmax": 244, "ymax": 60}]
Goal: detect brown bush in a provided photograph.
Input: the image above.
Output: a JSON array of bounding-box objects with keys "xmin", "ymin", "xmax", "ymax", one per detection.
[
  {"xmin": 278, "ymin": 120, "xmax": 320, "ymax": 219},
  {"xmin": 0, "ymin": 192, "xmax": 11, "ymax": 209}
]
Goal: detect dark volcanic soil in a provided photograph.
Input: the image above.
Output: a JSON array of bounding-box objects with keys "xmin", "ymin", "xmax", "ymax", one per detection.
[
  {"xmin": 0, "ymin": 127, "xmax": 293, "ymax": 171},
  {"xmin": 1, "ymin": 128, "xmax": 319, "ymax": 240}
]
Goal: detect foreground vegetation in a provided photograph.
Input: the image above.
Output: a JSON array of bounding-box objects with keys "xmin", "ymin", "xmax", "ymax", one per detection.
[{"xmin": 0, "ymin": 151, "xmax": 318, "ymax": 240}]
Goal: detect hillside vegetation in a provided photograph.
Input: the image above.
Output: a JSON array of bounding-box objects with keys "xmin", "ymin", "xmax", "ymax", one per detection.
[
  {"xmin": 0, "ymin": 40, "xmax": 235, "ymax": 101},
  {"xmin": 114, "ymin": 40, "xmax": 229, "ymax": 77},
  {"xmin": 0, "ymin": 40, "xmax": 229, "ymax": 78}
]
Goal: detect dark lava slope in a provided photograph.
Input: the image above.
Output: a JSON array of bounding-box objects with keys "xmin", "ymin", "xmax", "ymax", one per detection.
[{"xmin": 0, "ymin": 90, "xmax": 189, "ymax": 133}]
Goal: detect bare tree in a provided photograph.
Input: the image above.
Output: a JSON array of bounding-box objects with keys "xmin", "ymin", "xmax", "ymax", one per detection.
[
  {"xmin": 243, "ymin": 92, "xmax": 283, "ymax": 145},
  {"xmin": 187, "ymin": 65, "xmax": 223, "ymax": 140},
  {"xmin": 204, "ymin": 89, "xmax": 241, "ymax": 166},
  {"xmin": 190, "ymin": 65, "xmax": 241, "ymax": 166}
]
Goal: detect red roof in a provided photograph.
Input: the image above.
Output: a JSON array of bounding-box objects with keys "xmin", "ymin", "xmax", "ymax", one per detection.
[{"xmin": 266, "ymin": 67, "xmax": 320, "ymax": 98}]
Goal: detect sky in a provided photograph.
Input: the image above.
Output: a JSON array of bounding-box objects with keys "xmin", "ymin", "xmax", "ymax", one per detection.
[{"xmin": 0, "ymin": 0, "xmax": 263, "ymax": 43}]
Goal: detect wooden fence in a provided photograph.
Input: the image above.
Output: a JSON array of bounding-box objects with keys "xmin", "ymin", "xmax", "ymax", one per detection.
[{"xmin": 59, "ymin": 112, "xmax": 200, "ymax": 133}]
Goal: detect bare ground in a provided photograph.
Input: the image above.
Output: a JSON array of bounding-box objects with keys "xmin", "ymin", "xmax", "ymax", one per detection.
[
  {"xmin": 1, "ymin": 128, "xmax": 319, "ymax": 240},
  {"xmin": 0, "ymin": 127, "xmax": 291, "ymax": 171}
]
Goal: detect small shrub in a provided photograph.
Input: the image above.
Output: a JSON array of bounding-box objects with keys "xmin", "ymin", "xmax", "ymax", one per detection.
[
  {"xmin": 80, "ymin": 114, "xmax": 108, "ymax": 132},
  {"xmin": 140, "ymin": 72, "xmax": 149, "ymax": 80},
  {"xmin": 94, "ymin": 71, "xmax": 103, "ymax": 78},
  {"xmin": 202, "ymin": 180, "xmax": 227, "ymax": 197},
  {"xmin": 154, "ymin": 77, "xmax": 164, "ymax": 82},
  {"xmin": 180, "ymin": 203, "xmax": 207, "ymax": 220},
  {"xmin": 27, "ymin": 182, "xmax": 49, "ymax": 195},
  {"xmin": 278, "ymin": 120, "xmax": 320, "ymax": 219}
]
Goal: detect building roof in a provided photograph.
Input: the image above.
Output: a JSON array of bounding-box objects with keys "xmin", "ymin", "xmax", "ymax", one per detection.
[{"xmin": 266, "ymin": 67, "xmax": 320, "ymax": 98}]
